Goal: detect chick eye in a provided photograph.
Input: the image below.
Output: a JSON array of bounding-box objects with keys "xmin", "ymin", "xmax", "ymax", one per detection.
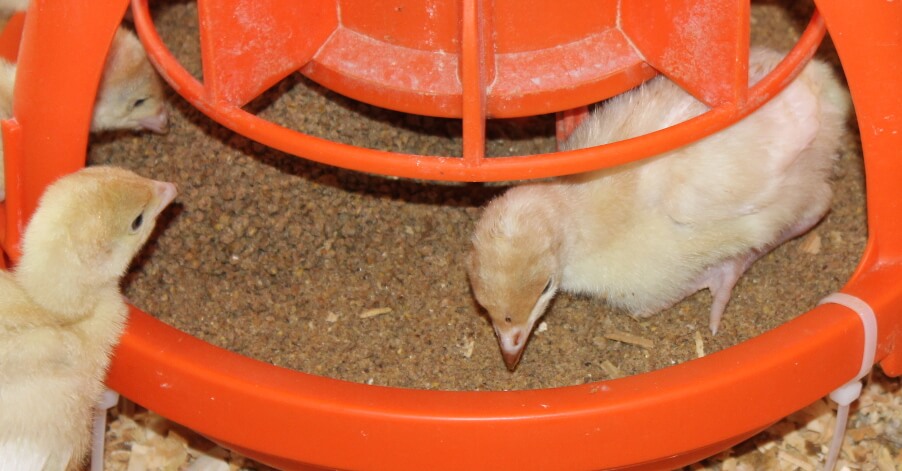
[
  {"xmin": 132, "ymin": 97, "xmax": 148, "ymax": 109},
  {"xmin": 541, "ymin": 277, "xmax": 554, "ymax": 295},
  {"xmin": 131, "ymin": 213, "xmax": 144, "ymax": 232},
  {"xmin": 504, "ymin": 316, "xmax": 512, "ymax": 324}
]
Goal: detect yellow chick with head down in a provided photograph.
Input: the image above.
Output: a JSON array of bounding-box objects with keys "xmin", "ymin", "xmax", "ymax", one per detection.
[
  {"xmin": 0, "ymin": 166, "xmax": 176, "ymax": 470},
  {"xmin": 468, "ymin": 47, "xmax": 851, "ymax": 371}
]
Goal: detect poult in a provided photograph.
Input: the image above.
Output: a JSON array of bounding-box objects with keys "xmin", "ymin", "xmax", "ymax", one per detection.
[
  {"xmin": 90, "ymin": 27, "xmax": 168, "ymax": 134},
  {"xmin": 0, "ymin": 166, "xmax": 177, "ymax": 470},
  {"xmin": 0, "ymin": 26, "xmax": 168, "ymax": 199},
  {"xmin": 467, "ymin": 47, "xmax": 851, "ymax": 371}
]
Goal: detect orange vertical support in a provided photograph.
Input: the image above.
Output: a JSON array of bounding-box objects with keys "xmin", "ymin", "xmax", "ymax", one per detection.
[
  {"xmin": 555, "ymin": 107, "xmax": 589, "ymax": 149},
  {"xmin": 0, "ymin": 12, "xmax": 24, "ymax": 61},
  {"xmin": 1, "ymin": 120, "xmax": 23, "ymax": 261},
  {"xmin": 197, "ymin": 0, "xmax": 338, "ymax": 107},
  {"xmin": 813, "ymin": 0, "xmax": 902, "ymax": 376},
  {"xmin": 0, "ymin": 12, "xmax": 23, "ymax": 262},
  {"xmin": 460, "ymin": 0, "xmax": 493, "ymax": 168},
  {"xmin": 6, "ymin": 0, "xmax": 129, "ymax": 263}
]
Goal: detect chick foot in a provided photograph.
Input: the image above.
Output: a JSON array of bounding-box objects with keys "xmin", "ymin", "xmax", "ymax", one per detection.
[
  {"xmin": 700, "ymin": 253, "xmax": 758, "ymax": 334},
  {"xmin": 703, "ymin": 205, "xmax": 830, "ymax": 334}
]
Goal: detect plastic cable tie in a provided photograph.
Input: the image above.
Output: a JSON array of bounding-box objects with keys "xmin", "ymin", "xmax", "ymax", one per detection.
[
  {"xmin": 817, "ymin": 293, "xmax": 877, "ymax": 383},
  {"xmin": 97, "ymin": 389, "xmax": 120, "ymax": 410},
  {"xmin": 91, "ymin": 389, "xmax": 120, "ymax": 471},
  {"xmin": 828, "ymin": 380, "xmax": 862, "ymax": 407},
  {"xmin": 816, "ymin": 293, "xmax": 877, "ymax": 471}
]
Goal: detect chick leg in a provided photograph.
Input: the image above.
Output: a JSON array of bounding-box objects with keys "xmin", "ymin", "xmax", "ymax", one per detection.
[
  {"xmin": 703, "ymin": 253, "xmax": 757, "ymax": 335},
  {"xmin": 704, "ymin": 206, "xmax": 830, "ymax": 334}
]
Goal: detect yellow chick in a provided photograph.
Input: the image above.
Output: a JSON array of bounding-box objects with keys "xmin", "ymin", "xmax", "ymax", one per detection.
[
  {"xmin": 0, "ymin": 26, "xmax": 168, "ymax": 200},
  {"xmin": 0, "ymin": 0, "xmax": 27, "ymax": 15},
  {"xmin": 468, "ymin": 47, "xmax": 851, "ymax": 371},
  {"xmin": 0, "ymin": 166, "xmax": 176, "ymax": 470},
  {"xmin": 91, "ymin": 27, "xmax": 168, "ymax": 134}
]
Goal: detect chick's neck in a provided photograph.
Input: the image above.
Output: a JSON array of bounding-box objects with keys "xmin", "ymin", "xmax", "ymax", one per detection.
[{"xmin": 15, "ymin": 251, "xmax": 125, "ymax": 324}]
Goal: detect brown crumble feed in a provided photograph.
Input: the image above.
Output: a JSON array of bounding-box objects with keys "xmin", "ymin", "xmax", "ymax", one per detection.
[{"xmin": 88, "ymin": 1, "xmax": 900, "ymax": 469}]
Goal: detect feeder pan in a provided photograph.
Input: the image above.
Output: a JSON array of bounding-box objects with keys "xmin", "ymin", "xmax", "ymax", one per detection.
[{"xmin": 1, "ymin": 0, "xmax": 901, "ymax": 469}]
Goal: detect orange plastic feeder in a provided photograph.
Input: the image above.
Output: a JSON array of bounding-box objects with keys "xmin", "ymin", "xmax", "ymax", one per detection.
[{"xmin": 1, "ymin": 0, "xmax": 901, "ymax": 470}]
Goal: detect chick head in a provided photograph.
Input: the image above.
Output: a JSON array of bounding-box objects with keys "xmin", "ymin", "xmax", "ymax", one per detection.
[
  {"xmin": 18, "ymin": 166, "xmax": 176, "ymax": 313},
  {"xmin": 467, "ymin": 187, "xmax": 562, "ymax": 371},
  {"xmin": 92, "ymin": 28, "xmax": 168, "ymax": 134}
]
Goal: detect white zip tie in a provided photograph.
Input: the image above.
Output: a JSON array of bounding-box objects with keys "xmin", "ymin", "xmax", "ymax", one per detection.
[
  {"xmin": 91, "ymin": 389, "xmax": 120, "ymax": 471},
  {"xmin": 816, "ymin": 293, "xmax": 877, "ymax": 471}
]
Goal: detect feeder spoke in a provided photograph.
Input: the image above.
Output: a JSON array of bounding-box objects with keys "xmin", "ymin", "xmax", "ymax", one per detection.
[
  {"xmin": 197, "ymin": 0, "xmax": 337, "ymax": 106},
  {"xmin": 12, "ymin": 0, "xmax": 128, "ymax": 233},
  {"xmin": 621, "ymin": 0, "xmax": 751, "ymax": 107},
  {"xmin": 460, "ymin": 0, "xmax": 491, "ymax": 166},
  {"xmin": 555, "ymin": 106, "xmax": 590, "ymax": 148}
]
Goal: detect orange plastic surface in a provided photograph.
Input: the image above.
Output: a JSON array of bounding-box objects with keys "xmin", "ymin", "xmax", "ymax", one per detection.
[
  {"xmin": 460, "ymin": 0, "xmax": 488, "ymax": 167},
  {"xmin": 0, "ymin": 13, "xmax": 25, "ymax": 263},
  {"xmin": 131, "ymin": 0, "xmax": 826, "ymax": 182},
  {"xmin": 0, "ymin": 12, "xmax": 23, "ymax": 60},
  {"xmin": 299, "ymin": 0, "xmax": 652, "ymax": 119},
  {"xmin": 0, "ymin": 0, "xmax": 899, "ymax": 470},
  {"xmin": 1, "ymin": 119, "xmax": 24, "ymax": 261},
  {"xmin": 815, "ymin": 0, "xmax": 902, "ymax": 375},
  {"xmin": 621, "ymin": 0, "xmax": 750, "ymax": 107},
  {"xmin": 0, "ymin": 0, "xmax": 130, "ymax": 259},
  {"xmin": 197, "ymin": 0, "xmax": 337, "ymax": 107}
]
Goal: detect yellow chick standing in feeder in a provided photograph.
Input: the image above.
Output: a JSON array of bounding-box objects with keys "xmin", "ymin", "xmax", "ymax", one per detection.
[
  {"xmin": 0, "ymin": 26, "xmax": 169, "ymax": 200},
  {"xmin": 0, "ymin": 166, "xmax": 177, "ymax": 470},
  {"xmin": 467, "ymin": 47, "xmax": 851, "ymax": 371}
]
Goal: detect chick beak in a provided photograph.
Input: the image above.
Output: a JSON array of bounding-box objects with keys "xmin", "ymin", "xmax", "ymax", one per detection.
[
  {"xmin": 150, "ymin": 180, "xmax": 178, "ymax": 217},
  {"xmin": 139, "ymin": 108, "xmax": 169, "ymax": 134},
  {"xmin": 494, "ymin": 325, "xmax": 529, "ymax": 371}
]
